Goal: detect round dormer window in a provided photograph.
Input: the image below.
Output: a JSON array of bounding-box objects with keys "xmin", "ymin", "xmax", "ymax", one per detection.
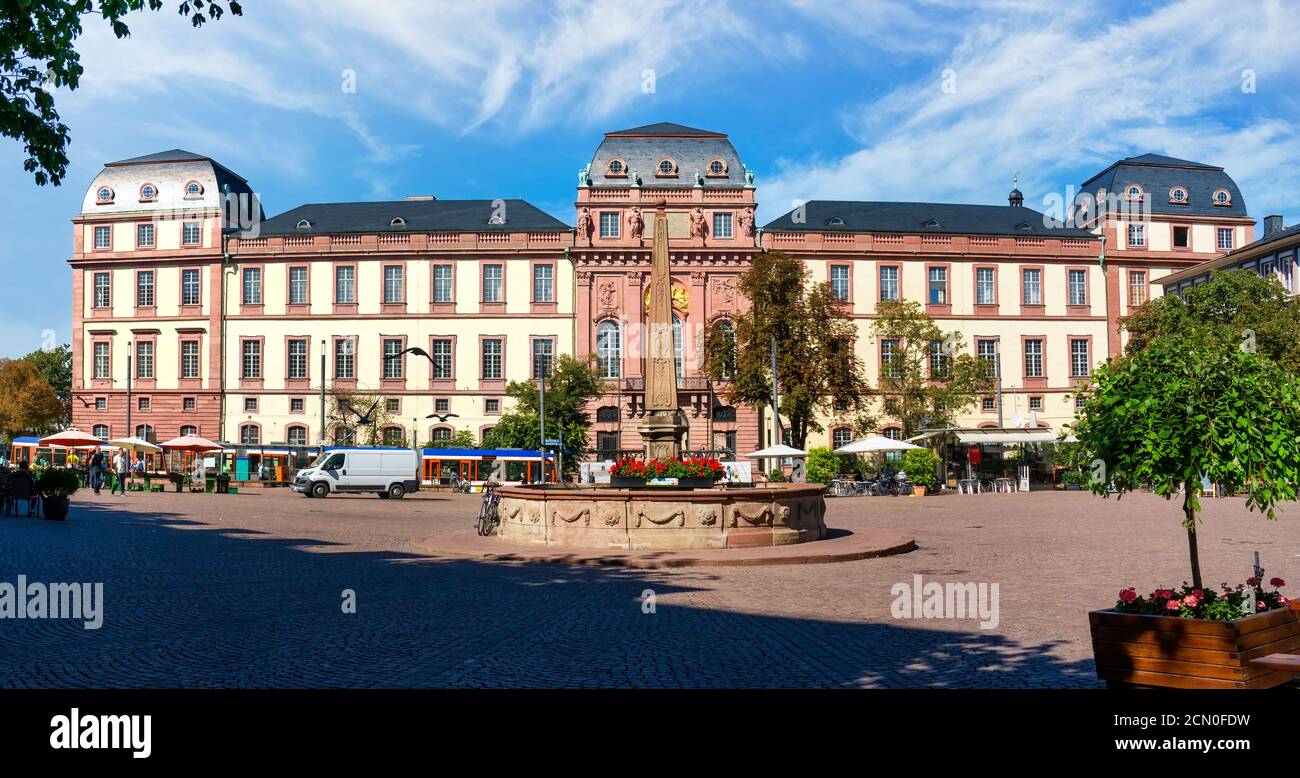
[
  {"xmin": 1213, "ymin": 188, "xmax": 1231, "ymax": 206},
  {"xmin": 1125, "ymin": 184, "xmax": 1143, "ymax": 201},
  {"xmin": 708, "ymin": 158, "xmax": 726, "ymax": 176},
  {"xmin": 390, "ymin": 217, "xmax": 407, "ymax": 228},
  {"xmin": 140, "ymin": 183, "xmax": 157, "ymax": 201},
  {"xmin": 657, "ymin": 158, "xmax": 676, "ymax": 176},
  {"xmin": 1169, "ymin": 186, "xmax": 1188, "ymax": 204},
  {"xmin": 96, "ymin": 186, "xmax": 114, "ymax": 203},
  {"xmin": 185, "ymin": 181, "xmax": 204, "ymax": 197},
  {"xmin": 296, "ymin": 219, "xmax": 312, "ymax": 230},
  {"xmin": 607, "ymin": 159, "xmax": 625, "ymax": 176}
]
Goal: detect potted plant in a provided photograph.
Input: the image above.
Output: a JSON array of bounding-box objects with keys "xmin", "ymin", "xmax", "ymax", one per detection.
[
  {"xmin": 1061, "ymin": 469, "xmax": 1084, "ymax": 491},
  {"xmin": 900, "ymin": 448, "xmax": 940, "ymax": 496},
  {"xmin": 1075, "ymin": 326, "xmax": 1300, "ymax": 688},
  {"xmin": 608, "ymin": 457, "xmax": 724, "ymax": 489},
  {"xmin": 609, "ymin": 458, "xmax": 648, "ymax": 488},
  {"xmin": 37, "ymin": 467, "xmax": 81, "ymax": 521}
]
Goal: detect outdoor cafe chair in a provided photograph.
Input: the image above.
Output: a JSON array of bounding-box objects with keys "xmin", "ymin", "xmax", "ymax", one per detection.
[{"xmin": 8, "ymin": 477, "xmax": 40, "ymax": 517}]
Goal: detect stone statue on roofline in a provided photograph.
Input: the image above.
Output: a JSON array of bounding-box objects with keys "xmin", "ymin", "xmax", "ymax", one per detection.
[
  {"xmin": 694, "ymin": 169, "xmax": 704, "ymax": 186},
  {"xmin": 744, "ymin": 165, "xmax": 755, "ymax": 186},
  {"xmin": 578, "ymin": 165, "xmax": 591, "ymax": 186}
]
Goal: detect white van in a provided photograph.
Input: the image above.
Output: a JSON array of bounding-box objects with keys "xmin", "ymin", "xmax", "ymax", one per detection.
[{"xmin": 291, "ymin": 448, "xmax": 420, "ymax": 499}]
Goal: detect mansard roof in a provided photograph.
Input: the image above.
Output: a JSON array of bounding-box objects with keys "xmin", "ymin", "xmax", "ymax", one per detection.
[
  {"xmin": 762, "ymin": 200, "xmax": 1097, "ymax": 239},
  {"xmin": 254, "ymin": 198, "xmax": 570, "ymax": 236},
  {"xmin": 1079, "ymin": 154, "xmax": 1248, "ymax": 218},
  {"xmin": 588, "ymin": 121, "xmax": 746, "ymax": 189}
]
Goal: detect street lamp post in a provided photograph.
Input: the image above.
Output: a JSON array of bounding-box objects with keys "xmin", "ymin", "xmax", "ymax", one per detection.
[{"xmin": 318, "ymin": 339, "xmax": 327, "ymax": 448}]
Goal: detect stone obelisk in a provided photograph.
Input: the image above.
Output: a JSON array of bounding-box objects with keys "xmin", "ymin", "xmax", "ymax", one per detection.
[{"xmin": 638, "ymin": 200, "xmax": 688, "ymax": 459}]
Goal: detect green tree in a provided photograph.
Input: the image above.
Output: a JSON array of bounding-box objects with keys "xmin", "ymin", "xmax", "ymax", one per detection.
[
  {"xmin": 482, "ymin": 354, "xmax": 603, "ymax": 474},
  {"xmin": 1073, "ymin": 331, "xmax": 1300, "ymax": 588},
  {"xmin": 23, "ymin": 344, "xmax": 71, "ymax": 425},
  {"xmin": 426, "ymin": 428, "xmax": 476, "ymax": 449},
  {"xmin": 2, "ymin": 1, "xmax": 241, "ymax": 186},
  {"xmin": 871, "ymin": 299, "xmax": 991, "ymax": 437},
  {"xmin": 1123, "ymin": 270, "xmax": 1300, "ymax": 372},
  {"xmin": 702, "ymin": 250, "xmax": 870, "ymax": 449},
  {"xmin": 326, "ymin": 391, "xmax": 395, "ymax": 445},
  {"xmin": 0, "ymin": 358, "xmax": 64, "ymax": 441},
  {"xmin": 804, "ymin": 446, "xmax": 839, "ymax": 485}
]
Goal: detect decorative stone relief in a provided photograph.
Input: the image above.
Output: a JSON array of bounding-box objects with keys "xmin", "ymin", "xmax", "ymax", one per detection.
[
  {"xmin": 731, "ymin": 502, "xmax": 773, "ymax": 527},
  {"xmin": 552, "ymin": 504, "xmax": 591, "ymax": 526},
  {"xmin": 595, "ymin": 503, "xmax": 623, "ymax": 527},
  {"xmin": 694, "ymin": 506, "xmax": 718, "ymax": 526},
  {"xmin": 526, "ymin": 503, "xmax": 542, "ymax": 524},
  {"xmin": 597, "ymin": 281, "xmax": 617, "ymax": 309},
  {"xmin": 633, "ymin": 503, "xmax": 686, "ymax": 527}
]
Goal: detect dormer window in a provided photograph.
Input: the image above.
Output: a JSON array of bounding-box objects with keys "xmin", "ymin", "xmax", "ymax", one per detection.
[
  {"xmin": 1016, "ymin": 221, "xmax": 1033, "ymax": 231},
  {"xmin": 184, "ymin": 181, "xmax": 204, "ymax": 198},
  {"xmin": 1169, "ymin": 186, "xmax": 1188, "ymax": 204},
  {"xmin": 139, "ymin": 183, "xmax": 157, "ymax": 202},
  {"xmin": 706, "ymin": 158, "xmax": 727, "ymax": 177},
  {"xmin": 1213, "ymin": 188, "xmax": 1232, "ymax": 206},
  {"xmin": 296, "ymin": 219, "xmax": 313, "ymax": 230},
  {"xmin": 656, "ymin": 158, "xmax": 678, "ymax": 177},
  {"xmin": 827, "ymin": 217, "xmax": 845, "ymax": 226},
  {"xmin": 390, "ymin": 217, "xmax": 407, "ymax": 228},
  {"xmin": 1125, "ymin": 184, "xmax": 1144, "ymax": 201},
  {"xmin": 96, "ymin": 186, "xmax": 114, "ymax": 204},
  {"xmin": 923, "ymin": 219, "xmax": 942, "ymax": 229},
  {"xmin": 606, "ymin": 158, "xmax": 627, "ymax": 177}
]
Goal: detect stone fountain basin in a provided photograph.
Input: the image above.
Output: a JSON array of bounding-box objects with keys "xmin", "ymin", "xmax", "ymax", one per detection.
[{"xmin": 494, "ymin": 483, "xmax": 826, "ymax": 550}]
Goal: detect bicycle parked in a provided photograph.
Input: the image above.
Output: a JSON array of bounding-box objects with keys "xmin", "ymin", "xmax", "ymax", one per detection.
[{"xmin": 476, "ymin": 483, "xmax": 501, "ymax": 536}]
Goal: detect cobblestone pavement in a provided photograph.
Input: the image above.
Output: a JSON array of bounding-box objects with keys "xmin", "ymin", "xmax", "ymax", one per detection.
[{"xmin": 1, "ymin": 488, "xmax": 1296, "ymax": 688}]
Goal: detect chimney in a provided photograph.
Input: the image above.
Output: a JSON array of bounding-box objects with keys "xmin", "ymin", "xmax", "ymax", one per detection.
[
  {"xmin": 1263, "ymin": 214, "xmax": 1284, "ymax": 236},
  {"xmin": 405, "ymin": 195, "xmax": 436, "ymax": 201}
]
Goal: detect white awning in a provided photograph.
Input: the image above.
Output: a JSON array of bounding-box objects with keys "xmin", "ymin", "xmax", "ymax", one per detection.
[{"xmin": 955, "ymin": 429, "xmax": 1060, "ymax": 444}]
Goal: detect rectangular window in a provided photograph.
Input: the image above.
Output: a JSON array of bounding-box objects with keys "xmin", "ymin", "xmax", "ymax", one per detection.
[
  {"xmin": 95, "ymin": 397, "xmax": 107, "ymax": 411},
  {"xmin": 599, "ymin": 212, "xmax": 620, "ymax": 238},
  {"xmin": 334, "ymin": 339, "xmax": 354, "ymax": 379},
  {"xmin": 183, "ymin": 397, "xmax": 196, "ymax": 411},
  {"xmin": 880, "ymin": 339, "xmax": 900, "ymax": 379},
  {"xmin": 927, "ymin": 267, "xmax": 947, "ymax": 305},
  {"xmin": 1128, "ymin": 270, "xmax": 1147, "ymax": 307},
  {"xmin": 976, "ymin": 268, "xmax": 995, "ymax": 305},
  {"xmin": 533, "ymin": 264, "xmax": 554, "ymax": 302},
  {"xmin": 482, "ymin": 338, "xmax": 503, "ymax": 380},
  {"xmin": 383, "ymin": 265, "xmax": 404, "ymax": 304},
  {"xmin": 138, "ymin": 397, "xmax": 151, "ymax": 411},
  {"xmin": 713, "ymin": 212, "xmax": 733, "ymax": 239},
  {"xmin": 385, "ymin": 398, "xmax": 400, "ymax": 414},
  {"xmin": 242, "ymin": 267, "xmax": 262, "ymax": 305},
  {"xmin": 981, "ymin": 396, "xmax": 995, "ymax": 412},
  {"xmin": 136, "ymin": 342, "xmax": 154, "ymax": 379},
  {"xmin": 136, "ymin": 223, "xmax": 155, "ymax": 248},
  {"xmin": 94, "ymin": 225, "xmax": 111, "ymax": 249},
  {"xmin": 241, "ymin": 340, "xmax": 261, "ymax": 379},
  {"xmin": 1022, "ymin": 268, "xmax": 1041, "ymax": 306},
  {"xmin": 288, "ymin": 267, "xmax": 308, "ymax": 305},
  {"xmin": 93, "ymin": 272, "xmax": 111, "ymax": 308},
  {"xmin": 135, "ymin": 271, "xmax": 155, "ymax": 308},
  {"xmin": 435, "ymin": 398, "xmax": 449, "ymax": 413},
  {"xmin": 287, "ymin": 338, "xmax": 308, "ymax": 380},
  {"xmin": 929, "ymin": 340, "xmax": 948, "ymax": 378},
  {"xmin": 1173, "ymin": 225, "xmax": 1190, "ymax": 249},
  {"xmin": 1024, "ymin": 339, "xmax": 1043, "ymax": 378},
  {"xmin": 431, "ymin": 339, "xmax": 453, "ymax": 379},
  {"xmin": 1068, "ymin": 269, "xmax": 1087, "ymax": 306},
  {"xmin": 289, "ymin": 398, "xmax": 305, "ymax": 413},
  {"xmin": 1127, "ymin": 223, "xmax": 1145, "ymax": 247},
  {"xmin": 1070, "ymin": 338, "xmax": 1090, "ymax": 377},
  {"xmin": 532, "ymin": 338, "xmax": 554, "ymax": 379},
  {"xmin": 1217, "ymin": 228, "xmax": 1234, "ymax": 250},
  {"xmin": 830, "ymin": 265, "xmax": 850, "ymax": 301},
  {"xmin": 244, "ymin": 397, "xmax": 258, "ymax": 412},
  {"xmin": 93, "ymin": 343, "xmax": 110, "ymax": 379},
  {"xmin": 335, "ymin": 266, "xmax": 355, "ymax": 304},
  {"xmin": 1029, "ymin": 396, "xmax": 1043, "ymax": 412},
  {"xmin": 383, "ymin": 338, "xmax": 404, "ymax": 379},
  {"xmin": 485, "ymin": 398, "xmax": 501, "ymax": 414},
  {"xmin": 181, "ymin": 268, "xmax": 200, "ymax": 306},
  {"xmin": 432, "ymin": 265, "xmax": 453, "ymax": 303},
  {"xmin": 879, "ymin": 266, "xmax": 899, "ymax": 301},
  {"xmin": 180, "ymin": 340, "xmax": 200, "ymax": 379},
  {"xmin": 977, "ymin": 339, "xmax": 998, "ymax": 377},
  {"xmin": 182, "ymin": 221, "xmax": 201, "ymax": 246},
  {"xmin": 482, "ymin": 265, "xmax": 503, "ymax": 302}
]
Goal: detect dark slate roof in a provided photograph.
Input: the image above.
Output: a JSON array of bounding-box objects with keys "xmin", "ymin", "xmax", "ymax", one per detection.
[
  {"xmin": 588, "ymin": 122, "xmax": 746, "ymax": 189},
  {"xmin": 105, "ymin": 148, "xmax": 252, "ymax": 190},
  {"xmin": 762, "ymin": 200, "xmax": 1098, "ymax": 239},
  {"xmin": 253, "ymin": 199, "xmax": 570, "ymax": 237},
  {"xmin": 1079, "ymin": 154, "xmax": 1247, "ymax": 218},
  {"xmin": 605, "ymin": 122, "xmax": 725, "ymax": 137},
  {"xmin": 1230, "ymin": 222, "xmax": 1300, "ymax": 256}
]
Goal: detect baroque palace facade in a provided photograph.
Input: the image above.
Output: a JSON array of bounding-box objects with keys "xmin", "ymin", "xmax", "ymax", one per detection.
[{"xmin": 68, "ymin": 124, "xmax": 1256, "ymax": 454}]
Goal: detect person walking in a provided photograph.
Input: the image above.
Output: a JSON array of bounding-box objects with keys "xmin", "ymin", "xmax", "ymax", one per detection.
[
  {"xmin": 89, "ymin": 450, "xmax": 105, "ymax": 495},
  {"xmin": 112, "ymin": 450, "xmax": 128, "ymax": 495}
]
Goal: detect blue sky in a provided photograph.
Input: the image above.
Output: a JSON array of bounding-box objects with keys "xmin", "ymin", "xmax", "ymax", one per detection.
[{"xmin": 2, "ymin": 0, "xmax": 1298, "ymax": 358}]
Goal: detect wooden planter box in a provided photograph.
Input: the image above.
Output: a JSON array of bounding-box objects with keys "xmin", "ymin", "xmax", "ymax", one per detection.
[{"xmin": 1089, "ymin": 604, "xmax": 1300, "ymax": 689}]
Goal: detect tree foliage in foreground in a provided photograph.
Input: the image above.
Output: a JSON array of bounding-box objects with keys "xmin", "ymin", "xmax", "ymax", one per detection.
[
  {"xmin": 2, "ymin": 1, "xmax": 241, "ymax": 185},
  {"xmin": 483, "ymin": 354, "xmax": 603, "ymax": 473},
  {"xmin": 0, "ymin": 357, "xmax": 64, "ymax": 441},
  {"xmin": 702, "ymin": 250, "xmax": 870, "ymax": 449},
  {"xmin": 1073, "ymin": 330, "xmax": 1300, "ymax": 588}
]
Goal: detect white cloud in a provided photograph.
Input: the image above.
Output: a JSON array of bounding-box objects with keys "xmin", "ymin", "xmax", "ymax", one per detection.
[{"xmin": 760, "ymin": 0, "xmax": 1300, "ymax": 224}]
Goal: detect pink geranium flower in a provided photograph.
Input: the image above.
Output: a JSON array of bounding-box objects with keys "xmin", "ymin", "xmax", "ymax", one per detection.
[
  {"xmin": 1183, "ymin": 594, "xmax": 1199, "ymax": 607},
  {"xmin": 1247, "ymin": 577, "xmax": 1260, "ymax": 587},
  {"xmin": 1270, "ymin": 577, "xmax": 1286, "ymax": 588},
  {"xmin": 1166, "ymin": 600, "xmax": 1182, "ymax": 611},
  {"xmin": 1118, "ymin": 588, "xmax": 1137, "ymax": 603}
]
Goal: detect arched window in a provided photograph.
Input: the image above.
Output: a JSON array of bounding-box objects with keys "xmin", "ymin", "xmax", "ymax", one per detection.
[
  {"xmin": 96, "ymin": 186, "xmax": 114, "ymax": 203},
  {"xmin": 389, "ymin": 217, "xmax": 407, "ymax": 228},
  {"xmin": 596, "ymin": 405, "xmax": 620, "ymax": 423},
  {"xmin": 656, "ymin": 158, "xmax": 677, "ymax": 177},
  {"xmin": 93, "ymin": 424, "xmax": 109, "ymax": 440},
  {"xmin": 883, "ymin": 427, "xmax": 902, "ymax": 440},
  {"xmin": 1213, "ymin": 188, "xmax": 1232, "ymax": 206},
  {"xmin": 673, "ymin": 315, "xmax": 683, "ymax": 380},
  {"xmin": 596, "ymin": 320, "xmax": 621, "ymax": 379},
  {"xmin": 334, "ymin": 426, "xmax": 355, "ymax": 446},
  {"xmin": 381, "ymin": 426, "xmax": 405, "ymax": 446},
  {"xmin": 431, "ymin": 427, "xmax": 452, "ymax": 442},
  {"xmin": 139, "ymin": 183, "xmax": 157, "ymax": 201},
  {"xmin": 715, "ymin": 319, "xmax": 736, "ymax": 378},
  {"xmin": 184, "ymin": 181, "xmax": 204, "ymax": 197},
  {"xmin": 296, "ymin": 219, "xmax": 313, "ymax": 230},
  {"xmin": 286, "ymin": 425, "xmax": 308, "ymax": 446},
  {"xmin": 832, "ymin": 427, "xmax": 854, "ymax": 449},
  {"xmin": 239, "ymin": 424, "xmax": 259, "ymax": 445},
  {"xmin": 135, "ymin": 424, "xmax": 155, "ymax": 443},
  {"xmin": 480, "ymin": 427, "xmax": 494, "ymax": 444},
  {"xmin": 180, "ymin": 425, "xmax": 198, "ymax": 437},
  {"xmin": 707, "ymin": 158, "xmax": 727, "ymax": 176}
]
